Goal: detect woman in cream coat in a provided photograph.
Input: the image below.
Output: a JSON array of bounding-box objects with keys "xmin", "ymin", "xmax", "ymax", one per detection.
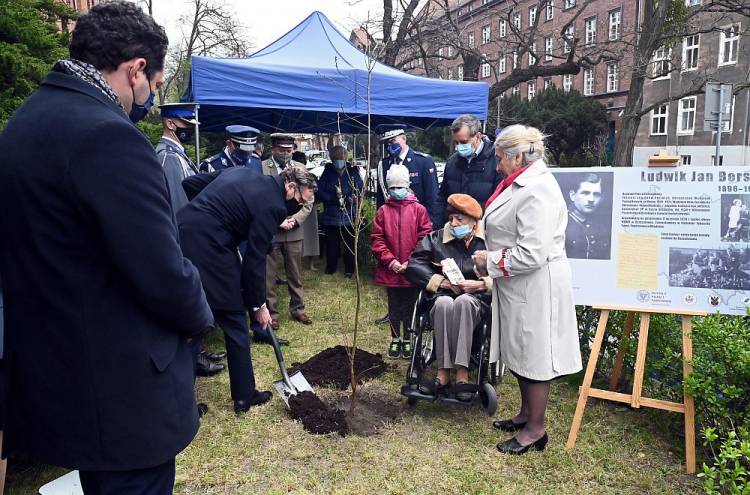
[{"xmin": 474, "ymin": 125, "xmax": 582, "ymax": 455}]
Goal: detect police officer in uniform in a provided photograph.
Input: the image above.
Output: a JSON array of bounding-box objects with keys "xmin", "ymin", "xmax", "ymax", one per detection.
[{"xmin": 199, "ymin": 125, "xmax": 262, "ymax": 173}]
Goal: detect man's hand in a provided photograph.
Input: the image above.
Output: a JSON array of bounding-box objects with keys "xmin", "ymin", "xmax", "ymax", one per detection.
[
  {"xmin": 439, "ymin": 278, "xmax": 462, "ymax": 295},
  {"xmin": 253, "ymin": 306, "xmax": 272, "ymax": 330},
  {"xmin": 457, "ymin": 280, "xmax": 487, "ymax": 294},
  {"xmin": 473, "ymin": 250, "xmax": 489, "ymax": 277}
]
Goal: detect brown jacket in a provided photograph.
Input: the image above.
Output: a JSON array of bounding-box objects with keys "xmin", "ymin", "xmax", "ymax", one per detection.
[{"xmin": 262, "ymin": 158, "xmax": 313, "ymax": 242}]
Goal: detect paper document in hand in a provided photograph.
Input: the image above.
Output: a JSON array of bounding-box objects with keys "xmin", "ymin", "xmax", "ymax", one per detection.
[{"xmin": 441, "ymin": 258, "xmax": 465, "ymax": 284}]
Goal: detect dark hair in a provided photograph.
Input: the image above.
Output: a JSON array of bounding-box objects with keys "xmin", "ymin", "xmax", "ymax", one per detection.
[
  {"xmin": 69, "ymin": 1, "xmax": 169, "ymax": 79},
  {"xmin": 445, "ymin": 205, "xmax": 459, "ymax": 218},
  {"xmin": 292, "ymin": 151, "xmax": 307, "ymax": 165},
  {"xmin": 572, "ymin": 173, "xmax": 601, "ymax": 191},
  {"xmin": 280, "ymin": 167, "xmax": 318, "ymax": 192}
]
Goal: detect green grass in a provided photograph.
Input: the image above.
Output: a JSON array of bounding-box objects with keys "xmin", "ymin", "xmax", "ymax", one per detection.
[{"xmin": 7, "ymin": 263, "xmax": 700, "ymax": 493}]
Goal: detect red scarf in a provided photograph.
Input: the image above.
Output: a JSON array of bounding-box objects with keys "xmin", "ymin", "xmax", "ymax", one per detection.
[{"xmin": 485, "ymin": 163, "xmax": 532, "ymax": 210}]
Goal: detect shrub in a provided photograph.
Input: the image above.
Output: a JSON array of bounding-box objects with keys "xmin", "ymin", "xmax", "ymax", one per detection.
[
  {"xmin": 698, "ymin": 427, "xmax": 750, "ymax": 493},
  {"xmin": 572, "ymin": 152, "xmax": 581, "ymax": 167},
  {"xmin": 585, "ymin": 151, "xmax": 595, "ymax": 167},
  {"xmin": 558, "ymin": 152, "xmax": 568, "ymax": 167},
  {"xmin": 546, "ymin": 152, "xmax": 555, "ymax": 165}
]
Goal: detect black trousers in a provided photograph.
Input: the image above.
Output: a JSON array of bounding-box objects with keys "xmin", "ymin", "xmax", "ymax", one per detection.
[
  {"xmin": 212, "ymin": 309, "xmax": 257, "ymax": 401},
  {"xmin": 386, "ymin": 286, "xmax": 419, "ymax": 339},
  {"xmin": 79, "ymin": 457, "xmax": 175, "ymax": 494},
  {"xmin": 323, "ymin": 225, "xmax": 355, "ymax": 275}
]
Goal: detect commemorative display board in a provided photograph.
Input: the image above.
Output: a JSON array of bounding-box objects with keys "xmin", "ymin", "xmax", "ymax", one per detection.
[{"xmin": 551, "ymin": 167, "xmax": 750, "ymax": 315}]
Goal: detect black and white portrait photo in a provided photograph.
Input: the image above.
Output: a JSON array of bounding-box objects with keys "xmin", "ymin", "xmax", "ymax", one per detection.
[
  {"xmin": 552, "ymin": 171, "xmax": 614, "ymax": 260},
  {"xmin": 720, "ymin": 194, "xmax": 750, "ymax": 242},
  {"xmin": 668, "ymin": 246, "xmax": 750, "ymax": 290}
]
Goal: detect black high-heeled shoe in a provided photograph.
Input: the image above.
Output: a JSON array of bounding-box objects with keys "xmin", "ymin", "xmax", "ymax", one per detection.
[
  {"xmin": 496, "ymin": 432, "xmax": 548, "ymax": 455},
  {"xmin": 492, "ymin": 418, "xmax": 527, "ymax": 432}
]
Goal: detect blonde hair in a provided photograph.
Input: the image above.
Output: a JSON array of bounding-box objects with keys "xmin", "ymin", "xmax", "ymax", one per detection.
[{"xmin": 493, "ymin": 124, "xmax": 547, "ymax": 166}]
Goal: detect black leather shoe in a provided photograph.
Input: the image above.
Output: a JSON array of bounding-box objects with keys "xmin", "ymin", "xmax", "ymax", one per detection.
[
  {"xmin": 493, "ymin": 419, "xmax": 527, "ymax": 432},
  {"xmin": 197, "ymin": 403, "xmax": 208, "ymax": 418},
  {"xmin": 234, "ymin": 390, "xmax": 273, "ymax": 414},
  {"xmin": 196, "ymin": 354, "xmax": 225, "ymax": 377},
  {"xmin": 253, "ymin": 333, "xmax": 289, "ymax": 346},
  {"xmin": 496, "ymin": 433, "xmax": 549, "ymax": 455},
  {"xmin": 276, "ymin": 277, "xmax": 288, "ymax": 285},
  {"xmin": 200, "ymin": 346, "xmax": 227, "ymax": 362},
  {"xmin": 375, "ymin": 314, "xmax": 390, "ymax": 325}
]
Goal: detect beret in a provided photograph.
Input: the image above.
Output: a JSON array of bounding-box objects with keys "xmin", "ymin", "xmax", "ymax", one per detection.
[{"xmin": 447, "ymin": 193, "xmax": 482, "ymax": 220}]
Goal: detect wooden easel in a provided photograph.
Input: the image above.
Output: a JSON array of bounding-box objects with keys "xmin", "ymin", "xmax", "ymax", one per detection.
[{"xmin": 566, "ymin": 305, "xmax": 707, "ymax": 474}]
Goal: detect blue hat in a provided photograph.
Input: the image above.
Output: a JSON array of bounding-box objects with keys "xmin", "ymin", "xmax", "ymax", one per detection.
[
  {"xmin": 226, "ymin": 125, "xmax": 260, "ymax": 146},
  {"xmin": 376, "ymin": 124, "xmax": 407, "ymax": 142},
  {"xmin": 159, "ymin": 102, "xmax": 199, "ymax": 125}
]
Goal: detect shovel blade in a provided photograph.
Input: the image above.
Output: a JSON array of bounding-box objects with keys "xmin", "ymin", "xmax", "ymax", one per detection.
[{"xmin": 273, "ymin": 371, "xmax": 314, "ymax": 407}]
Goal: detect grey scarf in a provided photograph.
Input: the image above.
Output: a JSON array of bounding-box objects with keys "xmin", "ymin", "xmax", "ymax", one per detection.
[{"xmin": 52, "ymin": 58, "xmax": 124, "ymax": 111}]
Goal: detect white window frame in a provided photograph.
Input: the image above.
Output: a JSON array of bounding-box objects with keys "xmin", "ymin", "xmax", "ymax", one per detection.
[
  {"xmin": 482, "ymin": 25, "xmax": 491, "ymax": 44},
  {"xmin": 514, "ymin": 12, "xmax": 522, "ymax": 30},
  {"xmin": 546, "ymin": 0, "xmax": 554, "ymax": 21},
  {"xmin": 718, "ymin": 24, "xmax": 740, "ymax": 66},
  {"xmin": 583, "ymin": 67, "xmax": 594, "ymax": 96},
  {"xmin": 499, "ymin": 52, "xmax": 507, "ymax": 73},
  {"xmin": 563, "ymin": 74, "xmax": 572, "ymax": 92},
  {"xmin": 545, "ymin": 37, "xmax": 553, "ymax": 61},
  {"xmin": 564, "ymin": 25, "xmax": 574, "ymax": 53},
  {"xmin": 529, "ymin": 6, "xmax": 537, "ymax": 26},
  {"xmin": 608, "ymin": 10, "xmax": 621, "ymax": 41},
  {"xmin": 482, "ymin": 54, "xmax": 491, "ymax": 78},
  {"xmin": 528, "ymin": 81, "xmax": 536, "ymax": 99},
  {"xmin": 685, "ymin": 0, "xmax": 700, "ymax": 6},
  {"xmin": 544, "ymin": 78, "xmax": 552, "ymax": 90},
  {"xmin": 438, "ymin": 47, "xmax": 444, "ymax": 58},
  {"xmin": 468, "ymin": 32, "xmax": 475, "ymax": 49},
  {"xmin": 529, "ymin": 41, "xmax": 537, "ymax": 65},
  {"xmin": 652, "ymin": 46, "xmax": 672, "ymax": 80},
  {"xmin": 677, "ymin": 96, "xmax": 697, "ymax": 135},
  {"xmin": 458, "ymin": 64, "xmax": 464, "ymax": 81},
  {"xmin": 447, "ymin": 67, "xmax": 454, "ymax": 80},
  {"xmin": 499, "ymin": 19, "xmax": 507, "ymax": 38},
  {"xmin": 513, "ymin": 49, "xmax": 519, "ymax": 69},
  {"xmin": 512, "ymin": 85, "xmax": 521, "ymax": 96},
  {"xmin": 585, "ymin": 17, "xmax": 597, "ymax": 46},
  {"xmin": 682, "ymin": 34, "xmax": 699, "ymax": 72},
  {"xmin": 650, "ymin": 104, "xmax": 669, "ymax": 136},
  {"xmin": 564, "ymin": 0, "xmax": 575, "ymax": 9},
  {"xmin": 607, "ymin": 63, "xmax": 618, "ymax": 92},
  {"xmin": 448, "ymin": 46, "xmax": 453, "ymax": 57}
]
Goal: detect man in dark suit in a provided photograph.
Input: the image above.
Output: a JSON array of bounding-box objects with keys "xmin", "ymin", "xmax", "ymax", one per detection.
[
  {"xmin": 0, "ymin": 2, "xmax": 214, "ymax": 493},
  {"xmin": 178, "ymin": 167, "xmax": 317, "ymax": 414}
]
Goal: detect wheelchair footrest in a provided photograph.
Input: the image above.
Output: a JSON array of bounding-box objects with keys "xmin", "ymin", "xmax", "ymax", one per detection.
[{"xmin": 400, "ymin": 384, "xmax": 438, "ymax": 402}]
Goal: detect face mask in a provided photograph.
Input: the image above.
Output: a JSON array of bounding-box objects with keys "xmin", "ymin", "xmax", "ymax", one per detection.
[
  {"xmin": 386, "ymin": 142, "xmax": 402, "ymax": 158},
  {"xmin": 450, "ymin": 224, "xmax": 473, "ymax": 239},
  {"xmin": 456, "ymin": 142, "xmax": 475, "ymax": 158},
  {"xmin": 285, "ymin": 188, "xmax": 304, "ymax": 215},
  {"xmin": 388, "ymin": 188, "xmax": 408, "ymax": 201},
  {"xmin": 238, "ymin": 143, "xmax": 256, "ymax": 152},
  {"xmin": 174, "ymin": 126, "xmax": 194, "ymax": 144},
  {"xmin": 333, "ymin": 160, "xmax": 346, "ymax": 169},
  {"xmin": 273, "ymin": 153, "xmax": 292, "ymax": 166},
  {"xmin": 128, "ymin": 71, "xmax": 154, "ymax": 124},
  {"xmin": 231, "ymin": 149, "xmax": 250, "ymax": 165}
]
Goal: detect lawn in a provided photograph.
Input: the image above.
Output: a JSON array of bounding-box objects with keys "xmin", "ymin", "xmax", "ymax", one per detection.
[{"xmin": 9, "ymin": 264, "xmax": 701, "ymax": 493}]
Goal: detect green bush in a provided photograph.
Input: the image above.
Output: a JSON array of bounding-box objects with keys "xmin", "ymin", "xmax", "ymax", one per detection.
[
  {"xmin": 572, "ymin": 152, "xmax": 581, "ymax": 167},
  {"xmin": 585, "ymin": 151, "xmax": 595, "ymax": 167},
  {"xmin": 546, "ymin": 152, "xmax": 555, "ymax": 165},
  {"xmin": 558, "ymin": 152, "xmax": 568, "ymax": 167},
  {"xmin": 698, "ymin": 426, "xmax": 750, "ymax": 493}
]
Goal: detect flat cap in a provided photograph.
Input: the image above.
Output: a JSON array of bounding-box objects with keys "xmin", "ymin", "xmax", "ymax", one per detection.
[
  {"xmin": 447, "ymin": 193, "xmax": 482, "ymax": 220},
  {"xmin": 376, "ymin": 124, "xmax": 406, "ymax": 142},
  {"xmin": 159, "ymin": 102, "xmax": 199, "ymax": 125}
]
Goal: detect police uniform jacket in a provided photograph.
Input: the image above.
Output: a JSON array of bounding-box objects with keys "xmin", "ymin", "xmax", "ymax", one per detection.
[
  {"xmin": 199, "ymin": 148, "xmax": 234, "ymax": 173},
  {"xmin": 156, "ymin": 136, "xmax": 198, "ymax": 212},
  {"xmin": 565, "ymin": 211, "xmax": 610, "ymax": 259},
  {"xmin": 376, "ymin": 148, "xmax": 439, "ymax": 226},
  {"xmin": 0, "ymin": 71, "xmax": 213, "ymax": 471},
  {"xmin": 177, "ymin": 167, "xmax": 287, "ymax": 311},
  {"xmin": 435, "ymin": 136, "xmax": 502, "ymax": 229},
  {"xmin": 261, "ymin": 158, "xmax": 313, "ymax": 243}
]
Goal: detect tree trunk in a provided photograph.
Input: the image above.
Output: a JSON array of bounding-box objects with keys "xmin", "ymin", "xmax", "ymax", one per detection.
[{"xmin": 612, "ymin": 74, "xmax": 645, "ymax": 167}]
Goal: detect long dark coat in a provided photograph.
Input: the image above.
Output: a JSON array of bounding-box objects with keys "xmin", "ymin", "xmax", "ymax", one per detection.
[{"xmin": 0, "ymin": 71, "xmax": 213, "ymax": 471}]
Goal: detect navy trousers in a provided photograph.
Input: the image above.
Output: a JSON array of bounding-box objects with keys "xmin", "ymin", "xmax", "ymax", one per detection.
[
  {"xmin": 79, "ymin": 457, "xmax": 175, "ymax": 494},
  {"xmin": 212, "ymin": 309, "xmax": 257, "ymax": 401}
]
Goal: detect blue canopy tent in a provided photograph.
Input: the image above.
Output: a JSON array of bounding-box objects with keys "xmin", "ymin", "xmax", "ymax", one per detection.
[{"xmin": 183, "ymin": 11, "xmax": 488, "ymax": 134}]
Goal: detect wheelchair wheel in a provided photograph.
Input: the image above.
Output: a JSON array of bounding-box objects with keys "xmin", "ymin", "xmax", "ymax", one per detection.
[
  {"xmin": 490, "ymin": 361, "xmax": 505, "ymax": 385},
  {"xmin": 419, "ymin": 315, "xmax": 434, "ymax": 368},
  {"xmin": 481, "ymin": 383, "xmax": 498, "ymax": 416}
]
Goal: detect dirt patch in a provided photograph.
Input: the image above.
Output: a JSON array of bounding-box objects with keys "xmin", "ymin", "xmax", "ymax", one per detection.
[
  {"xmin": 288, "ymin": 345, "xmax": 390, "ymax": 390},
  {"xmin": 288, "ymin": 391, "xmax": 348, "ymax": 436},
  {"xmin": 335, "ymin": 387, "xmax": 403, "ymax": 437}
]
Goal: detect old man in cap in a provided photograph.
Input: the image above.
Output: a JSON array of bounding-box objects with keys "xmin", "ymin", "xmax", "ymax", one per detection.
[
  {"xmin": 261, "ymin": 133, "xmax": 315, "ymax": 335},
  {"xmin": 200, "ymin": 125, "xmax": 262, "ymax": 173}
]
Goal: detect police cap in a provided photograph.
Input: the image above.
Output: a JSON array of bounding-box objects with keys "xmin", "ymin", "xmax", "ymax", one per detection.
[
  {"xmin": 159, "ymin": 102, "xmax": 199, "ymax": 125},
  {"xmin": 376, "ymin": 124, "xmax": 407, "ymax": 142},
  {"xmin": 226, "ymin": 125, "xmax": 260, "ymax": 146}
]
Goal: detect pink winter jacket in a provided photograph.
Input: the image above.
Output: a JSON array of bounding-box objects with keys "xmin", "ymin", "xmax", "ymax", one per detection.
[{"xmin": 370, "ymin": 194, "xmax": 432, "ymax": 287}]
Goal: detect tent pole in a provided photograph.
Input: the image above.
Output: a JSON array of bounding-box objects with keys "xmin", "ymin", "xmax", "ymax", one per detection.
[{"xmin": 194, "ymin": 103, "xmax": 201, "ymax": 165}]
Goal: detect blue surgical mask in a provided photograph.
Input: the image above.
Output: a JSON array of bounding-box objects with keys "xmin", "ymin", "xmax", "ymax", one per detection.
[
  {"xmin": 387, "ymin": 142, "xmax": 402, "ymax": 158},
  {"xmin": 456, "ymin": 143, "xmax": 475, "ymax": 158},
  {"xmin": 388, "ymin": 188, "xmax": 408, "ymax": 200},
  {"xmin": 231, "ymin": 149, "xmax": 250, "ymax": 166},
  {"xmin": 333, "ymin": 160, "xmax": 346, "ymax": 169},
  {"xmin": 129, "ymin": 71, "xmax": 155, "ymax": 124},
  {"xmin": 450, "ymin": 224, "xmax": 473, "ymax": 239}
]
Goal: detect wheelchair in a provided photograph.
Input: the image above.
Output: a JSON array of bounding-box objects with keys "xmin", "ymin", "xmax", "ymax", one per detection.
[{"xmin": 400, "ymin": 290, "xmax": 505, "ymax": 415}]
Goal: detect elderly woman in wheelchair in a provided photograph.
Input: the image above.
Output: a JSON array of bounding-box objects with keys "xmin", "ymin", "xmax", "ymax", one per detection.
[{"xmin": 404, "ymin": 194, "xmax": 493, "ymax": 402}]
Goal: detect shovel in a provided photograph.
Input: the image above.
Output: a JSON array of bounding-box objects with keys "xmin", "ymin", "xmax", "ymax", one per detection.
[{"xmin": 266, "ymin": 325, "xmax": 314, "ymax": 407}]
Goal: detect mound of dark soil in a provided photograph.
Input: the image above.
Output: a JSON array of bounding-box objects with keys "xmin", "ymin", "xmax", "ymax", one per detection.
[
  {"xmin": 289, "ymin": 345, "xmax": 390, "ymax": 390},
  {"xmin": 288, "ymin": 391, "xmax": 348, "ymax": 436}
]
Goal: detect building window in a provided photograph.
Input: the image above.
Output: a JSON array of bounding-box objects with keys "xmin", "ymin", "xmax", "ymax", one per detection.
[
  {"xmin": 499, "ymin": 51, "xmax": 507, "ymax": 73},
  {"xmin": 514, "ymin": 12, "xmax": 522, "ymax": 30},
  {"xmin": 544, "ymin": 78, "xmax": 553, "ymax": 90},
  {"xmin": 652, "ymin": 46, "xmax": 672, "ymax": 79},
  {"xmin": 545, "ymin": 37, "xmax": 553, "ymax": 61},
  {"xmin": 677, "ymin": 97, "xmax": 697, "ymax": 134},
  {"xmin": 564, "ymin": 0, "xmax": 575, "ymax": 9},
  {"xmin": 512, "ymin": 86, "xmax": 520, "ymax": 96},
  {"xmin": 681, "ymin": 155, "xmax": 692, "ymax": 166},
  {"xmin": 650, "ymin": 104, "xmax": 668, "ymax": 135},
  {"xmin": 448, "ymin": 46, "xmax": 453, "ymax": 57},
  {"xmin": 682, "ymin": 35, "xmax": 699, "ymax": 71},
  {"xmin": 529, "ymin": 42, "xmax": 537, "ymax": 65},
  {"xmin": 546, "ymin": 0, "xmax": 554, "ymax": 21},
  {"xmin": 564, "ymin": 25, "xmax": 573, "ymax": 53},
  {"xmin": 529, "ymin": 6, "xmax": 537, "ymax": 26},
  {"xmin": 712, "ymin": 155, "xmax": 724, "ymax": 166},
  {"xmin": 685, "ymin": 0, "xmax": 700, "ymax": 6},
  {"xmin": 718, "ymin": 24, "xmax": 739, "ymax": 66},
  {"xmin": 513, "ymin": 49, "xmax": 519, "ymax": 69},
  {"xmin": 482, "ymin": 26, "xmax": 491, "ymax": 44},
  {"xmin": 585, "ymin": 18, "xmax": 597, "ymax": 46},
  {"xmin": 468, "ymin": 32, "xmax": 475, "ymax": 48},
  {"xmin": 458, "ymin": 64, "xmax": 464, "ymax": 80},
  {"xmin": 483, "ymin": 0, "xmax": 489, "ymax": 4},
  {"xmin": 608, "ymin": 10, "xmax": 621, "ymax": 41},
  {"xmin": 482, "ymin": 55, "xmax": 491, "ymax": 78},
  {"xmin": 563, "ymin": 74, "xmax": 572, "ymax": 92},
  {"xmin": 583, "ymin": 67, "xmax": 594, "ymax": 95},
  {"xmin": 528, "ymin": 81, "xmax": 536, "ymax": 99},
  {"xmin": 447, "ymin": 67, "xmax": 454, "ymax": 80},
  {"xmin": 606, "ymin": 63, "xmax": 618, "ymax": 92},
  {"xmin": 439, "ymin": 47, "xmax": 444, "ymax": 58},
  {"xmin": 499, "ymin": 19, "xmax": 507, "ymax": 38}
]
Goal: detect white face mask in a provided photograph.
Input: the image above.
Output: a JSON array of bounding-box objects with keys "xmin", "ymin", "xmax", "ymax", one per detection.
[{"xmin": 238, "ymin": 143, "xmax": 256, "ymax": 152}]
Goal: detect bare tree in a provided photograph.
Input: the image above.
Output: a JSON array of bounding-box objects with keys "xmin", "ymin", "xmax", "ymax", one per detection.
[{"xmin": 138, "ymin": 0, "xmax": 153, "ymax": 16}]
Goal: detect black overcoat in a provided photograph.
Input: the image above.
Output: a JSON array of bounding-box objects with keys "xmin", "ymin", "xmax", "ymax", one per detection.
[
  {"xmin": 178, "ymin": 168, "xmax": 287, "ymax": 312},
  {"xmin": 0, "ymin": 72, "xmax": 213, "ymax": 470}
]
